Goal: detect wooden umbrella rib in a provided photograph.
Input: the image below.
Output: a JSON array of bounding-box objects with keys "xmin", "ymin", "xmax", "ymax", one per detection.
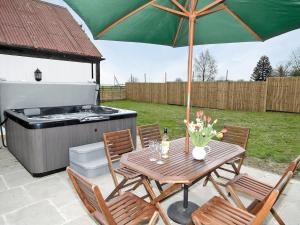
[
  {"xmin": 170, "ymin": 0, "xmax": 189, "ymax": 14},
  {"xmin": 196, "ymin": 5, "xmax": 225, "ymax": 17},
  {"xmin": 97, "ymin": 0, "xmax": 156, "ymax": 38},
  {"xmin": 196, "ymin": 0, "xmax": 224, "ymax": 14},
  {"xmin": 151, "ymin": 2, "xmax": 189, "ymax": 17},
  {"xmin": 172, "ymin": 0, "xmax": 190, "ymax": 46},
  {"xmin": 223, "ymin": 4, "xmax": 262, "ymax": 41},
  {"xmin": 191, "ymin": 0, "xmax": 198, "ymax": 11},
  {"xmin": 172, "ymin": 17, "xmax": 185, "ymax": 46}
]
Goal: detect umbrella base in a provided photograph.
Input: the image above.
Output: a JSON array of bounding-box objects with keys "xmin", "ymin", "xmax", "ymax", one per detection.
[{"xmin": 167, "ymin": 201, "xmax": 199, "ymax": 224}]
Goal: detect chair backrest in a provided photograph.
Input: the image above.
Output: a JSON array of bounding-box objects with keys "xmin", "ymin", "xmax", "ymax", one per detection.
[
  {"xmin": 138, "ymin": 124, "xmax": 162, "ymax": 148},
  {"xmin": 252, "ymin": 171, "xmax": 293, "ymax": 225},
  {"xmin": 103, "ymin": 129, "xmax": 135, "ymax": 162},
  {"xmin": 275, "ymin": 156, "xmax": 300, "ymax": 198},
  {"xmin": 222, "ymin": 125, "xmax": 250, "ymax": 149},
  {"xmin": 287, "ymin": 155, "xmax": 300, "ymax": 174},
  {"xmin": 66, "ymin": 167, "xmax": 116, "ymax": 225},
  {"xmin": 252, "ymin": 189, "xmax": 279, "ymax": 225},
  {"xmin": 273, "ymin": 155, "xmax": 300, "ymax": 198}
]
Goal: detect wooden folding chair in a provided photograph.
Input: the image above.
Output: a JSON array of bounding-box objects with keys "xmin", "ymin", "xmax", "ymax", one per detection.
[
  {"xmin": 219, "ymin": 125, "xmax": 250, "ymax": 175},
  {"xmin": 103, "ymin": 129, "xmax": 149, "ymax": 200},
  {"xmin": 203, "ymin": 125, "xmax": 250, "ymax": 187},
  {"xmin": 67, "ymin": 167, "xmax": 159, "ymax": 225},
  {"xmin": 226, "ymin": 155, "xmax": 300, "ymax": 225},
  {"xmin": 192, "ymin": 171, "xmax": 293, "ymax": 225},
  {"xmin": 137, "ymin": 124, "xmax": 166, "ymax": 192},
  {"xmin": 138, "ymin": 124, "xmax": 162, "ymax": 148}
]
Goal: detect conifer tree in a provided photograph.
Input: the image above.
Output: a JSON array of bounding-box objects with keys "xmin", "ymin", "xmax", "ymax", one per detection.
[{"xmin": 251, "ymin": 56, "xmax": 272, "ymax": 81}]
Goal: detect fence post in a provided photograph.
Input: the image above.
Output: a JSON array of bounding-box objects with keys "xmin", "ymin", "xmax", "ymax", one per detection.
[
  {"xmin": 165, "ymin": 82, "xmax": 168, "ymax": 104},
  {"xmin": 264, "ymin": 79, "xmax": 268, "ymax": 112}
]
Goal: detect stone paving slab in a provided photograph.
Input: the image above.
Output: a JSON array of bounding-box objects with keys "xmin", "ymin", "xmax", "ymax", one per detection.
[
  {"xmin": 62, "ymin": 215, "xmax": 95, "ymax": 225},
  {"xmin": 0, "ymin": 146, "xmax": 299, "ymax": 225},
  {"xmin": 59, "ymin": 201, "xmax": 87, "ymax": 221},
  {"xmin": 0, "ymin": 187, "xmax": 33, "ymax": 215},
  {"xmin": 5, "ymin": 200, "xmax": 65, "ymax": 225},
  {"xmin": 3, "ymin": 170, "xmax": 36, "ymax": 188}
]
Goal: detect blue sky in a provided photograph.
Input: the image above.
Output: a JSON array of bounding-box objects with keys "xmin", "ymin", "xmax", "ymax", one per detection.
[{"xmin": 1, "ymin": 0, "xmax": 299, "ymax": 84}]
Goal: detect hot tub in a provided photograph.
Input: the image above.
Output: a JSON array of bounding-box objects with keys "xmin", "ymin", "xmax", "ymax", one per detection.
[{"xmin": 4, "ymin": 105, "xmax": 137, "ymax": 176}]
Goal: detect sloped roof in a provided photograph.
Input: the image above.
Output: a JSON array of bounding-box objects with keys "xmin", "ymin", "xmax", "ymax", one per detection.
[{"xmin": 0, "ymin": 0, "xmax": 102, "ymax": 63}]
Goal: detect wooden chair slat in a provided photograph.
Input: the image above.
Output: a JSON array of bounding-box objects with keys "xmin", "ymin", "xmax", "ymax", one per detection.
[
  {"xmin": 106, "ymin": 139, "xmax": 133, "ymax": 149},
  {"xmin": 138, "ymin": 124, "xmax": 162, "ymax": 148},
  {"xmin": 110, "ymin": 147, "xmax": 134, "ymax": 156},
  {"xmin": 192, "ymin": 196, "xmax": 255, "ymax": 225},
  {"xmin": 211, "ymin": 197, "xmax": 255, "ymax": 219},
  {"xmin": 222, "ymin": 125, "xmax": 250, "ymax": 149}
]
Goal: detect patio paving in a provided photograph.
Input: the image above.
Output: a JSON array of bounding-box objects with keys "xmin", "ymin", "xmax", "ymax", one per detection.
[{"xmin": 0, "ymin": 143, "xmax": 299, "ymax": 225}]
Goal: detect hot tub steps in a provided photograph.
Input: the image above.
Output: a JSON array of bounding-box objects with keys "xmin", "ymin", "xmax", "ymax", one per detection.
[
  {"xmin": 70, "ymin": 159, "xmax": 109, "ymax": 178},
  {"xmin": 69, "ymin": 142, "xmax": 109, "ymax": 178}
]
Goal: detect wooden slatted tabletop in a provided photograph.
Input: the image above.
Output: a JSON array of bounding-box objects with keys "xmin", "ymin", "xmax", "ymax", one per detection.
[{"xmin": 121, "ymin": 137, "xmax": 245, "ymax": 184}]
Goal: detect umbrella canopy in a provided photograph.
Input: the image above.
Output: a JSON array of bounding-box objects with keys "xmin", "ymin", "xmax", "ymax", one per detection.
[
  {"xmin": 64, "ymin": 0, "xmax": 300, "ymax": 46},
  {"xmin": 64, "ymin": 0, "xmax": 300, "ymax": 151}
]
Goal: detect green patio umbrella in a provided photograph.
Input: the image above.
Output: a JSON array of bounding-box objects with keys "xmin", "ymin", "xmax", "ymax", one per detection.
[
  {"xmin": 64, "ymin": 0, "xmax": 300, "ymax": 153},
  {"xmin": 64, "ymin": 1, "xmax": 300, "ymax": 224}
]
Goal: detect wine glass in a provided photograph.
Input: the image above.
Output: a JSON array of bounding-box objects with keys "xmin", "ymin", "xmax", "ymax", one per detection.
[
  {"xmin": 149, "ymin": 140, "xmax": 157, "ymax": 162},
  {"xmin": 156, "ymin": 142, "xmax": 164, "ymax": 165}
]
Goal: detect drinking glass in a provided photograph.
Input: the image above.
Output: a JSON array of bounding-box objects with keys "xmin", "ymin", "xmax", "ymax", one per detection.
[
  {"xmin": 156, "ymin": 142, "xmax": 165, "ymax": 165},
  {"xmin": 149, "ymin": 140, "xmax": 157, "ymax": 162}
]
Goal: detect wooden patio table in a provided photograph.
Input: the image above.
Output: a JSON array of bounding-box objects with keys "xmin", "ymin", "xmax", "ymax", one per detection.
[{"xmin": 120, "ymin": 137, "xmax": 245, "ymax": 225}]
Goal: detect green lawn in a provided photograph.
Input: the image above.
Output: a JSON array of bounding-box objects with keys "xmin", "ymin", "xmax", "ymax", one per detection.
[{"xmin": 104, "ymin": 100, "xmax": 300, "ymax": 163}]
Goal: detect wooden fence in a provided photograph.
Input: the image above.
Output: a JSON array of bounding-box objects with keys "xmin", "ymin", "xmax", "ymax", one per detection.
[
  {"xmin": 126, "ymin": 77, "xmax": 300, "ymax": 113},
  {"xmin": 100, "ymin": 86, "xmax": 126, "ymax": 102},
  {"xmin": 266, "ymin": 77, "xmax": 300, "ymax": 113}
]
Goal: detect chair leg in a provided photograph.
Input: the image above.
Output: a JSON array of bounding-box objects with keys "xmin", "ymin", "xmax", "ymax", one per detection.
[
  {"xmin": 155, "ymin": 181, "xmax": 164, "ymax": 192},
  {"xmin": 131, "ymin": 178, "xmax": 144, "ymax": 191},
  {"xmin": 142, "ymin": 177, "xmax": 171, "ymax": 225},
  {"xmin": 203, "ymin": 175, "xmax": 210, "ymax": 187},
  {"xmin": 110, "ymin": 169, "xmax": 123, "ymax": 196},
  {"xmin": 237, "ymin": 157, "xmax": 245, "ymax": 174},
  {"xmin": 106, "ymin": 178, "xmax": 127, "ymax": 201},
  {"xmin": 226, "ymin": 185, "xmax": 246, "ymax": 210},
  {"xmin": 148, "ymin": 211, "xmax": 159, "ymax": 225},
  {"xmin": 231, "ymin": 163, "xmax": 240, "ymax": 175},
  {"xmin": 271, "ymin": 208, "xmax": 285, "ymax": 225},
  {"xmin": 214, "ymin": 170, "xmax": 221, "ymax": 178},
  {"xmin": 130, "ymin": 178, "xmax": 151, "ymax": 200},
  {"xmin": 208, "ymin": 175, "xmax": 228, "ymax": 201}
]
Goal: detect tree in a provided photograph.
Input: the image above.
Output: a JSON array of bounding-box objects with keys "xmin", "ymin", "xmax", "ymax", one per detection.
[
  {"xmin": 251, "ymin": 55, "xmax": 272, "ymax": 81},
  {"xmin": 289, "ymin": 48, "xmax": 300, "ymax": 76},
  {"xmin": 272, "ymin": 63, "xmax": 291, "ymax": 77},
  {"xmin": 193, "ymin": 50, "xmax": 217, "ymax": 82}
]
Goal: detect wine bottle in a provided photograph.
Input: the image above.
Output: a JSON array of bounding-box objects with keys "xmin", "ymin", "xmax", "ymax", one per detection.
[{"xmin": 161, "ymin": 128, "xmax": 170, "ymax": 158}]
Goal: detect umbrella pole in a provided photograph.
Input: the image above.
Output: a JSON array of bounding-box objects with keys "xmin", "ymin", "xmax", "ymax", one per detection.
[{"xmin": 185, "ymin": 15, "xmax": 195, "ymax": 153}]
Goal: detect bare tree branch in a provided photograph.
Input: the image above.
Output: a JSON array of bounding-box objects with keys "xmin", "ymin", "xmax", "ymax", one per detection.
[{"xmin": 193, "ymin": 50, "xmax": 217, "ymax": 82}]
